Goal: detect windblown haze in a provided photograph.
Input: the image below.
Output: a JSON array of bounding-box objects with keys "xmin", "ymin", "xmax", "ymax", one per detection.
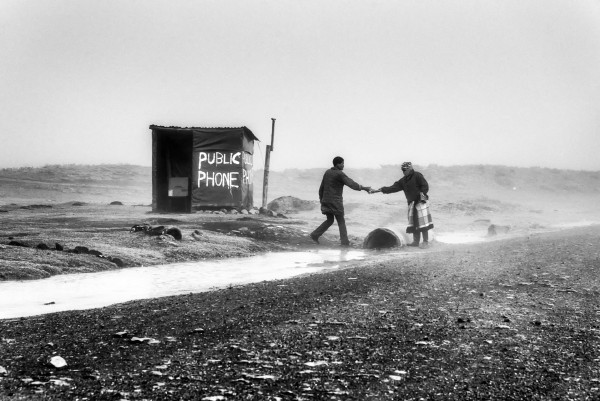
[{"xmin": 1, "ymin": 0, "xmax": 599, "ymax": 171}]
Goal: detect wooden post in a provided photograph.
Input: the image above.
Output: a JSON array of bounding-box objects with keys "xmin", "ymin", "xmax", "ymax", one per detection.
[{"xmin": 261, "ymin": 118, "xmax": 276, "ymax": 209}]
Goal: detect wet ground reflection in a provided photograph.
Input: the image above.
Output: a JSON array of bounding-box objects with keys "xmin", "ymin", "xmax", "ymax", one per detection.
[{"xmin": 0, "ymin": 249, "xmax": 365, "ymax": 319}]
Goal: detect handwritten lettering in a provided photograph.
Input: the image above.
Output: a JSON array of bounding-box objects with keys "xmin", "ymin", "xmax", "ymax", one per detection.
[
  {"xmin": 198, "ymin": 151, "xmax": 241, "ymax": 169},
  {"xmin": 243, "ymin": 168, "xmax": 252, "ymax": 185},
  {"xmin": 197, "ymin": 171, "xmax": 239, "ymax": 189}
]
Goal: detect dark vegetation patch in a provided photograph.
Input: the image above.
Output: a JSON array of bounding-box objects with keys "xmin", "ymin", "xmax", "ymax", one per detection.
[{"xmin": 19, "ymin": 204, "xmax": 52, "ymax": 210}]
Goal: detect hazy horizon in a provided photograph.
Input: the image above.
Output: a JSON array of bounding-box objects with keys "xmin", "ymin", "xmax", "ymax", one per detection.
[{"xmin": 2, "ymin": 1, "xmax": 599, "ymax": 171}]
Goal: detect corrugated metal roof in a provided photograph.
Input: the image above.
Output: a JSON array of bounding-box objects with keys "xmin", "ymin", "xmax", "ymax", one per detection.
[{"xmin": 149, "ymin": 125, "xmax": 259, "ymax": 141}]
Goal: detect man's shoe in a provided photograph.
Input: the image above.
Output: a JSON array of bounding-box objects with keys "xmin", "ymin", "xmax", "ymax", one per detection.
[
  {"xmin": 407, "ymin": 242, "xmax": 420, "ymax": 247},
  {"xmin": 310, "ymin": 234, "xmax": 319, "ymax": 244},
  {"xmin": 419, "ymin": 242, "xmax": 429, "ymax": 249}
]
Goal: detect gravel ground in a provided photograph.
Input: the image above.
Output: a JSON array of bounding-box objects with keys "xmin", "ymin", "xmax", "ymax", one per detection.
[{"xmin": 1, "ymin": 225, "xmax": 600, "ymax": 400}]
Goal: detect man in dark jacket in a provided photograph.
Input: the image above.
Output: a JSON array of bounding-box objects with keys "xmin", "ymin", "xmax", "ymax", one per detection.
[
  {"xmin": 310, "ymin": 156, "xmax": 371, "ymax": 247},
  {"xmin": 371, "ymin": 162, "xmax": 434, "ymax": 248}
]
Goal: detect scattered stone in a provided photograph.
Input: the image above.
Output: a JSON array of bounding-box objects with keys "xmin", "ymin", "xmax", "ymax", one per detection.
[
  {"xmin": 130, "ymin": 224, "xmax": 150, "ymax": 232},
  {"xmin": 49, "ymin": 379, "xmax": 70, "ymax": 386},
  {"xmin": 156, "ymin": 234, "xmax": 178, "ymax": 243},
  {"xmin": 130, "ymin": 337, "xmax": 160, "ymax": 344},
  {"xmin": 363, "ymin": 228, "xmax": 405, "ymax": 249},
  {"xmin": 240, "ymin": 209, "xmax": 249, "ymax": 214},
  {"xmin": 49, "ymin": 356, "xmax": 67, "ymax": 369},
  {"xmin": 267, "ymin": 196, "xmax": 318, "ymax": 214},
  {"xmin": 8, "ymin": 241, "xmax": 28, "ymax": 247},
  {"xmin": 488, "ymin": 224, "xmax": 510, "ymax": 236},
  {"xmin": 88, "ymin": 249, "xmax": 104, "ymax": 257},
  {"xmin": 108, "ymin": 257, "xmax": 125, "ymax": 267},
  {"xmin": 304, "ymin": 361, "xmax": 328, "ymax": 367},
  {"xmin": 147, "ymin": 226, "xmax": 166, "ymax": 236},
  {"xmin": 165, "ymin": 227, "xmax": 182, "ymax": 240},
  {"xmin": 74, "ymin": 246, "xmax": 90, "ymax": 254}
]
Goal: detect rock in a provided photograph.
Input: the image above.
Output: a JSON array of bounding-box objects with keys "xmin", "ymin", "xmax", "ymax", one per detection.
[
  {"xmin": 146, "ymin": 225, "xmax": 166, "ymax": 236},
  {"xmin": 488, "ymin": 224, "xmax": 510, "ymax": 236},
  {"xmin": 108, "ymin": 257, "xmax": 125, "ymax": 267},
  {"xmin": 49, "ymin": 356, "xmax": 67, "ymax": 368},
  {"xmin": 165, "ymin": 227, "xmax": 182, "ymax": 240},
  {"xmin": 88, "ymin": 249, "xmax": 103, "ymax": 257},
  {"xmin": 267, "ymin": 196, "xmax": 319, "ymax": 214},
  {"xmin": 72, "ymin": 202, "xmax": 86, "ymax": 206},
  {"xmin": 8, "ymin": 241, "xmax": 28, "ymax": 247},
  {"xmin": 130, "ymin": 224, "xmax": 150, "ymax": 232},
  {"xmin": 157, "ymin": 234, "xmax": 177, "ymax": 243},
  {"xmin": 0, "ymin": 366, "xmax": 7, "ymax": 376},
  {"xmin": 74, "ymin": 246, "xmax": 90, "ymax": 254},
  {"xmin": 109, "ymin": 201, "xmax": 123, "ymax": 205},
  {"xmin": 240, "ymin": 209, "xmax": 249, "ymax": 214},
  {"xmin": 55, "ymin": 242, "xmax": 64, "ymax": 251},
  {"xmin": 36, "ymin": 243, "xmax": 50, "ymax": 250},
  {"xmin": 363, "ymin": 228, "xmax": 406, "ymax": 249}
]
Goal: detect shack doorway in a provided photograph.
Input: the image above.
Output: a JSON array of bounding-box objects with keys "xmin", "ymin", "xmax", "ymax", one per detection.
[{"xmin": 153, "ymin": 129, "xmax": 193, "ymax": 213}]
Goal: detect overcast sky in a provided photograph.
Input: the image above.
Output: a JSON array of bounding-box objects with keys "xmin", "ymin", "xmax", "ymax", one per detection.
[{"xmin": 1, "ymin": 0, "xmax": 599, "ymax": 171}]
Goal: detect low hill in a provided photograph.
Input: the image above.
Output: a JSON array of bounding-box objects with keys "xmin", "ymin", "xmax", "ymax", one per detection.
[
  {"xmin": 1, "ymin": 164, "xmax": 599, "ymax": 235},
  {"xmin": 0, "ymin": 164, "xmax": 151, "ymax": 204}
]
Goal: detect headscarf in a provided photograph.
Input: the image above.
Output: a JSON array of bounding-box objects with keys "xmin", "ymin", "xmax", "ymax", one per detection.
[{"xmin": 401, "ymin": 161, "xmax": 412, "ymax": 171}]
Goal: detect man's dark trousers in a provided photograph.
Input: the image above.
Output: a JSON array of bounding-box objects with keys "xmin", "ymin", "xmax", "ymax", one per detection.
[{"xmin": 311, "ymin": 213, "xmax": 349, "ymax": 245}]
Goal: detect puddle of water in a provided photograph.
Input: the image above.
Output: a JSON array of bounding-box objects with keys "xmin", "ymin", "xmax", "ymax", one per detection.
[{"xmin": 0, "ymin": 249, "xmax": 365, "ymax": 320}]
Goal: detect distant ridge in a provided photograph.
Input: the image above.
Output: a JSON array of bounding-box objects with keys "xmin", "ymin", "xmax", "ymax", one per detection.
[{"xmin": 1, "ymin": 164, "xmax": 598, "ymax": 206}]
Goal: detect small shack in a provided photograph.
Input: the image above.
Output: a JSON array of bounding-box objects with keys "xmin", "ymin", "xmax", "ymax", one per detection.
[{"xmin": 150, "ymin": 125, "xmax": 259, "ymax": 213}]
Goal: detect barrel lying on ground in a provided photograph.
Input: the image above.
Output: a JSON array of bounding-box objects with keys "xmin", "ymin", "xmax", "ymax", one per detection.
[{"xmin": 363, "ymin": 228, "xmax": 406, "ymax": 249}]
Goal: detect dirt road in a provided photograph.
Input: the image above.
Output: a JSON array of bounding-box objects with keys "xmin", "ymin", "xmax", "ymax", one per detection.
[{"xmin": 1, "ymin": 224, "xmax": 599, "ymax": 400}]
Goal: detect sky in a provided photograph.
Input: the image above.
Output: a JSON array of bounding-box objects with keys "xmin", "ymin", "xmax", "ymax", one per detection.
[{"xmin": 1, "ymin": 0, "xmax": 600, "ymax": 171}]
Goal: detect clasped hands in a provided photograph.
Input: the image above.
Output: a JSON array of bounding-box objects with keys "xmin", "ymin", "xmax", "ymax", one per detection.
[{"xmin": 361, "ymin": 186, "xmax": 382, "ymax": 194}]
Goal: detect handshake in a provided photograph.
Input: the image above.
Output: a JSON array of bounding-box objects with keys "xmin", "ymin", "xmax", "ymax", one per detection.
[{"xmin": 361, "ymin": 186, "xmax": 382, "ymax": 194}]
